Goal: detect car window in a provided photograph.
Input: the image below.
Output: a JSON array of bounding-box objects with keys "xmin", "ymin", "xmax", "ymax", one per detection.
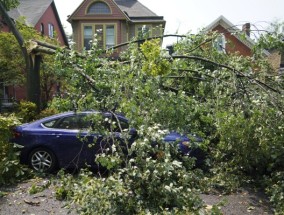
[
  {"xmin": 42, "ymin": 113, "xmax": 128, "ymax": 131},
  {"xmin": 42, "ymin": 119, "xmax": 58, "ymax": 128},
  {"xmin": 52, "ymin": 115, "xmax": 92, "ymax": 130},
  {"xmin": 58, "ymin": 116, "xmax": 78, "ymax": 129},
  {"xmin": 104, "ymin": 117, "xmax": 129, "ymax": 132}
]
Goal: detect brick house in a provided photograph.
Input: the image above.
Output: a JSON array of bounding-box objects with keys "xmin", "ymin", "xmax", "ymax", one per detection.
[
  {"xmin": 204, "ymin": 15, "xmax": 256, "ymax": 56},
  {"xmin": 204, "ymin": 15, "xmax": 284, "ymax": 73},
  {"xmin": 0, "ymin": 0, "xmax": 68, "ymax": 107},
  {"xmin": 3, "ymin": 0, "xmax": 68, "ymax": 46},
  {"xmin": 67, "ymin": 0, "xmax": 166, "ymax": 53}
]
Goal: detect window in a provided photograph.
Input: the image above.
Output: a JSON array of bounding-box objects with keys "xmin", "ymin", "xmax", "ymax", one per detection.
[
  {"xmin": 103, "ymin": 117, "xmax": 129, "ymax": 132},
  {"xmin": 42, "ymin": 119, "xmax": 58, "ymax": 128},
  {"xmin": 106, "ymin": 25, "xmax": 115, "ymax": 49},
  {"xmin": 40, "ymin": 23, "xmax": 44, "ymax": 35},
  {"xmin": 83, "ymin": 24, "xmax": 116, "ymax": 50},
  {"xmin": 137, "ymin": 25, "xmax": 151, "ymax": 39},
  {"xmin": 213, "ymin": 34, "xmax": 226, "ymax": 53},
  {"xmin": 43, "ymin": 115, "xmax": 92, "ymax": 130},
  {"xmin": 87, "ymin": 2, "xmax": 111, "ymax": 14},
  {"xmin": 84, "ymin": 26, "xmax": 93, "ymax": 50},
  {"xmin": 95, "ymin": 25, "xmax": 104, "ymax": 48},
  {"xmin": 48, "ymin": 23, "xmax": 54, "ymax": 38}
]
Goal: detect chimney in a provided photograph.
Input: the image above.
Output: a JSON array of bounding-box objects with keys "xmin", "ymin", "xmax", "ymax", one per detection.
[{"xmin": 242, "ymin": 23, "xmax": 251, "ymax": 37}]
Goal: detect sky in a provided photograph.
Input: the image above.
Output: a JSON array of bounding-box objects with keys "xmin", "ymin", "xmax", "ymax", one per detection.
[{"xmin": 54, "ymin": 0, "xmax": 284, "ymax": 46}]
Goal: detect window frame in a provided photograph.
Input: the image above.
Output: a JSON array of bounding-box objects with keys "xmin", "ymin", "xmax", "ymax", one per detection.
[
  {"xmin": 86, "ymin": 1, "xmax": 112, "ymax": 14},
  {"xmin": 83, "ymin": 25, "xmax": 93, "ymax": 50},
  {"xmin": 48, "ymin": 23, "xmax": 54, "ymax": 38},
  {"xmin": 213, "ymin": 34, "xmax": 226, "ymax": 53},
  {"xmin": 82, "ymin": 23, "xmax": 117, "ymax": 50},
  {"xmin": 42, "ymin": 114, "xmax": 93, "ymax": 130}
]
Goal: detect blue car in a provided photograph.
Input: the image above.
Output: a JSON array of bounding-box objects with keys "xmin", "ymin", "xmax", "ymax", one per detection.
[{"xmin": 12, "ymin": 111, "xmax": 204, "ymax": 172}]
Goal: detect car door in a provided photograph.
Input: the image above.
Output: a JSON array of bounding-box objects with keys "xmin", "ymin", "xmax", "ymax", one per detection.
[{"xmin": 41, "ymin": 114, "xmax": 103, "ymax": 169}]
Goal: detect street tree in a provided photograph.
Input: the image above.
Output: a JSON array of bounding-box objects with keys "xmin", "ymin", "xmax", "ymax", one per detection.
[{"xmin": 51, "ymin": 25, "xmax": 284, "ymax": 213}]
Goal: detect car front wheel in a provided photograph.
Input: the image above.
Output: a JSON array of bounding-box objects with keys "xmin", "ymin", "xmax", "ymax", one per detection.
[{"xmin": 28, "ymin": 148, "xmax": 57, "ymax": 173}]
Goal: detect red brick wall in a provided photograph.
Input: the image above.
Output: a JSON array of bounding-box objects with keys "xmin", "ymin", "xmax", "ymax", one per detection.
[
  {"xmin": 35, "ymin": 5, "xmax": 66, "ymax": 46},
  {"xmin": 213, "ymin": 25, "xmax": 252, "ymax": 56},
  {"xmin": 7, "ymin": 86, "xmax": 26, "ymax": 101}
]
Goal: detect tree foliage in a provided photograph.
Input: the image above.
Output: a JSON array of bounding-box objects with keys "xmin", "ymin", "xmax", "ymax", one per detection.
[
  {"xmin": 0, "ymin": 0, "xmax": 19, "ymax": 11},
  {"xmin": 51, "ymin": 26, "xmax": 284, "ymax": 213},
  {"xmin": 23, "ymin": 22, "xmax": 281, "ymax": 213},
  {"xmin": 0, "ymin": 19, "xmax": 62, "ymax": 106},
  {"xmin": 0, "ymin": 114, "xmax": 30, "ymax": 185}
]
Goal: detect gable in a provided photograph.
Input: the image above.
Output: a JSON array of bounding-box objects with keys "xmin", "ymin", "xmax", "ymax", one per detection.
[
  {"xmin": 7, "ymin": 0, "xmax": 68, "ymax": 46},
  {"xmin": 68, "ymin": 0, "xmax": 165, "ymax": 23},
  {"xmin": 68, "ymin": 0, "xmax": 127, "ymax": 22},
  {"xmin": 8, "ymin": 0, "xmax": 53, "ymax": 27},
  {"xmin": 204, "ymin": 15, "xmax": 255, "ymax": 51},
  {"xmin": 212, "ymin": 25, "xmax": 252, "ymax": 56}
]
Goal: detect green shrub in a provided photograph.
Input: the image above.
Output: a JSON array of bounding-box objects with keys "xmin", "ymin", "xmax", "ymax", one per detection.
[
  {"xmin": 212, "ymin": 108, "xmax": 284, "ymax": 213},
  {"xmin": 48, "ymin": 97, "xmax": 74, "ymax": 112},
  {"xmin": 37, "ymin": 107, "xmax": 59, "ymax": 119},
  {"xmin": 214, "ymin": 109, "xmax": 284, "ymax": 179},
  {"xmin": 0, "ymin": 114, "xmax": 30, "ymax": 185},
  {"xmin": 16, "ymin": 100, "xmax": 37, "ymax": 123},
  {"xmin": 265, "ymin": 172, "xmax": 284, "ymax": 214}
]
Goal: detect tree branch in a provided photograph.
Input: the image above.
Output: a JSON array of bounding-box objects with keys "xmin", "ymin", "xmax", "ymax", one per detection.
[{"xmin": 171, "ymin": 55, "xmax": 280, "ymax": 93}]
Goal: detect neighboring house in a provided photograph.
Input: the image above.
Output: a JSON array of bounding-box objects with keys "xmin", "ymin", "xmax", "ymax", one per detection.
[
  {"xmin": 204, "ymin": 15, "xmax": 256, "ymax": 56},
  {"xmin": 2, "ymin": 0, "xmax": 69, "ymax": 45},
  {"xmin": 204, "ymin": 15, "xmax": 284, "ymax": 73},
  {"xmin": 267, "ymin": 49, "xmax": 284, "ymax": 73},
  {"xmin": 0, "ymin": 0, "xmax": 68, "ymax": 109},
  {"xmin": 68, "ymin": 0, "xmax": 166, "ymax": 53},
  {"xmin": 268, "ymin": 26, "xmax": 284, "ymax": 73}
]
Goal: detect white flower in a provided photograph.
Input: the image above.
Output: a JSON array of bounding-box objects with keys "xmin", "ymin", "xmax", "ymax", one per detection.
[
  {"xmin": 165, "ymin": 185, "xmax": 171, "ymax": 192},
  {"xmin": 172, "ymin": 160, "xmax": 182, "ymax": 168}
]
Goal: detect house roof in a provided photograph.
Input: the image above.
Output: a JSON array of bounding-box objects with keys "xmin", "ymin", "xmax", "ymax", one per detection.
[
  {"xmin": 7, "ymin": 0, "xmax": 69, "ymax": 46},
  {"xmin": 115, "ymin": 0, "xmax": 157, "ymax": 17},
  {"xmin": 8, "ymin": 0, "xmax": 53, "ymax": 27},
  {"xmin": 68, "ymin": 0, "xmax": 165, "ymax": 23}
]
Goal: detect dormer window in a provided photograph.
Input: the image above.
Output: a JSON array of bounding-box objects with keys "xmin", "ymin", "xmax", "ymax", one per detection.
[{"xmin": 87, "ymin": 2, "xmax": 111, "ymax": 14}]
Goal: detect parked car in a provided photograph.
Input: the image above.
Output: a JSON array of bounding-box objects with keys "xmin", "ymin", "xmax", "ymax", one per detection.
[{"xmin": 12, "ymin": 111, "xmax": 204, "ymax": 173}]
